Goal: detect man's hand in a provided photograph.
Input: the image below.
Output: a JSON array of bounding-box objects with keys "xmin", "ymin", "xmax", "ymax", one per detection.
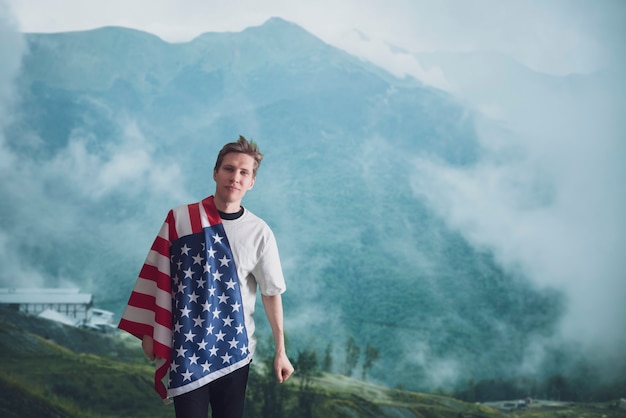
[
  {"xmin": 142, "ymin": 334, "xmax": 156, "ymax": 361},
  {"xmin": 274, "ymin": 351, "xmax": 294, "ymax": 383}
]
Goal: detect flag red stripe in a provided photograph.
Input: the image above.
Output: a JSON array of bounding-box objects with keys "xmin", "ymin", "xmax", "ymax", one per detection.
[
  {"xmin": 118, "ymin": 318, "xmax": 153, "ymax": 340},
  {"xmin": 155, "ymin": 362, "xmax": 169, "ymax": 400},
  {"xmin": 154, "ymin": 305, "xmax": 172, "ymax": 330},
  {"xmin": 153, "ymin": 340, "xmax": 171, "ymax": 363},
  {"xmin": 167, "ymin": 210, "xmax": 178, "ymax": 242},
  {"xmin": 127, "ymin": 292, "xmax": 172, "ymax": 328},
  {"xmin": 139, "ymin": 264, "xmax": 170, "ymax": 293},
  {"xmin": 151, "ymin": 235, "xmax": 169, "ymax": 256},
  {"xmin": 202, "ymin": 196, "xmax": 222, "ymax": 225},
  {"xmin": 127, "ymin": 291, "xmax": 155, "ymax": 309},
  {"xmin": 188, "ymin": 202, "xmax": 202, "ymax": 234}
]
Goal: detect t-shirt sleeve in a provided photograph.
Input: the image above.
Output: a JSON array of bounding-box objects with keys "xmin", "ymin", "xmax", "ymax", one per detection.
[{"xmin": 252, "ymin": 228, "xmax": 286, "ymax": 296}]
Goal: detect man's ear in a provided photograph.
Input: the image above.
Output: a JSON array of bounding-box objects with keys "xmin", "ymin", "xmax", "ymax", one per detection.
[
  {"xmin": 213, "ymin": 170, "xmax": 217, "ymax": 181},
  {"xmin": 249, "ymin": 177, "xmax": 256, "ymax": 189}
]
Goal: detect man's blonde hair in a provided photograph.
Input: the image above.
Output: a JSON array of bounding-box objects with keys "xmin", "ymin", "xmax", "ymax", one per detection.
[{"xmin": 213, "ymin": 135, "xmax": 264, "ymax": 176}]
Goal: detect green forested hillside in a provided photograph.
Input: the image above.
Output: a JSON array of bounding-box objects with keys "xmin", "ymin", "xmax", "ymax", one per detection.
[
  {"xmin": 1, "ymin": 308, "xmax": 624, "ymax": 418},
  {"xmin": 0, "ymin": 307, "xmax": 494, "ymax": 418}
]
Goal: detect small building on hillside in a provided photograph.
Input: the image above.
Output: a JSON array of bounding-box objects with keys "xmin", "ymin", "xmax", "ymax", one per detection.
[{"xmin": 0, "ymin": 288, "xmax": 114, "ymax": 331}]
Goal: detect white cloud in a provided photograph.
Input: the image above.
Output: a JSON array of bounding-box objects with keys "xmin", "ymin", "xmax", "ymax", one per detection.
[
  {"xmin": 41, "ymin": 118, "xmax": 189, "ymax": 202},
  {"xmin": 333, "ymin": 29, "xmax": 452, "ymax": 90},
  {"xmin": 0, "ymin": 0, "xmax": 25, "ymax": 169},
  {"xmin": 0, "ymin": 231, "xmax": 48, "ymax": 288},
  {"xmin": 410, "ymin": 67, "xmax": 626, "ymax": 351}
]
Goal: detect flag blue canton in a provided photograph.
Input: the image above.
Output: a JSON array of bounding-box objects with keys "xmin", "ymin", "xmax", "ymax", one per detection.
[{"xmin": 168, "ymin": 224, "xmax": 249, "ymax": 391}]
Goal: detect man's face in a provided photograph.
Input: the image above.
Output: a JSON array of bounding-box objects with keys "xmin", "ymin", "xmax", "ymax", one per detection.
[{"xmin": 213, "ymin": 152, "xmax": 256, "ymax": 209}]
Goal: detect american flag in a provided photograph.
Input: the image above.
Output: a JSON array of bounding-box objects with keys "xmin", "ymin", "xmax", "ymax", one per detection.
[{"xmin": 119, "ymin": 196, "xmax": 249, "ymax": 400}]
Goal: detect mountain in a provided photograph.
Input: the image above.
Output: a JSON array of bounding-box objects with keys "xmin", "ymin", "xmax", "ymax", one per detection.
[{"xmin": 1, "ymin": 17, "xmax": 622, "ymax": 396}]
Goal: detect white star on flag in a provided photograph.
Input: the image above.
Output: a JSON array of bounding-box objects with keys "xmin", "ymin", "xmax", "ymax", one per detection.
[
  {"xmin": 228, "ymin": 337, "xmax": 238, "ymax": 349},
  {"xmin": 219, "ymin": 255, "xmax": 231, "ymax": 266},
  {"xmin": 193, "ymin": 315, "xmax": 205, "ymax": 327},
  {"xmin": 192, "ymin": 253, "xmax": 203, "ymax": 265}
]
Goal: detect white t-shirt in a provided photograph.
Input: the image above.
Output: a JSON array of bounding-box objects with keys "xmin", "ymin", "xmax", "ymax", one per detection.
[{"xmin": 221, "ymin": 208, "xmax": 286, "ymax": 356}]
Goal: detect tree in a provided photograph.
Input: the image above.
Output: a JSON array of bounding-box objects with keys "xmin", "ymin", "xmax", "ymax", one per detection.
[
  {"xmin": 295, "ymin": 348, "xmax": 319, "ymax": 418},
  {"xmin": 545, "ymin": 374, "xmax": 570, "ymax": 401},
  {"xmin": 322, "ymin": 343, "xmax": 333, "ymax": 373},
  {"xmin": 295, "ymin": 348, "xmax": 319, "ymax": 392},
  {"xmin": 344, "ymin": 336, "xmax": 360, "ymax": 377},
  {"xmin": 361, "ymin": 344, "xmax": 379, "ymax": 380},
  {"xmin": 245, "ymin": 335, "xmax": 289, "ymax": 418}
]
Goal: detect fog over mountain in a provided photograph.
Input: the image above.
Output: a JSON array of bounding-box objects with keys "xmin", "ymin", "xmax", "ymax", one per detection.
[
  {"xmin": 411, "ymin": 52, "xmax": 626, "ymax": 346},
  {"xmin": 0, "ymin": 15, "xmax": 624, "ymax": 394}
]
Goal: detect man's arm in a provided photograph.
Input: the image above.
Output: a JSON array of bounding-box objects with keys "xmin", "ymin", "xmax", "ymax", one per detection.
[{"xmin": 262, "ymin": 294, "xmax": 294, "ymax": 383}]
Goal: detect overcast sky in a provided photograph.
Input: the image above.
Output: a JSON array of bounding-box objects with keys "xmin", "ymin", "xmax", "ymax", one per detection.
[{"xmin": 5, "ymin": 0, "xmax": 626, "ymax": 76}]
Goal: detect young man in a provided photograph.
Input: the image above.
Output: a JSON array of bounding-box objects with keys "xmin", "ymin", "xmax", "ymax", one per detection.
[{"xmin": 119, "ymin": 136, "xmax": 294, "ymax": 418}]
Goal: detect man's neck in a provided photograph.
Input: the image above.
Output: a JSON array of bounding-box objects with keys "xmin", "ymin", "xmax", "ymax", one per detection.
[{"xmin": 213, "ymin": 196, "xmax": 242, "ymax": 214}]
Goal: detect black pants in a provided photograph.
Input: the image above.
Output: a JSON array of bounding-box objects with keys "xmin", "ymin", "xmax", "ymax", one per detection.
[{"xmin": 173, "ymin": 364, "xmax": 250, "ymax": 418}]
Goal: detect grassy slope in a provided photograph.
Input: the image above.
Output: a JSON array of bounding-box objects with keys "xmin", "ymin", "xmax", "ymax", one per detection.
[
  {"xmin": 0, "ymin": 308, "xmax": 171, "ymax": 418},
  {"xmin": 0, "ymin": 370, "xmax": 87, "ymax": 418},
  {"xmin": 0, "ymin": 307, "xmax": 622, "ymax": 418}
]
